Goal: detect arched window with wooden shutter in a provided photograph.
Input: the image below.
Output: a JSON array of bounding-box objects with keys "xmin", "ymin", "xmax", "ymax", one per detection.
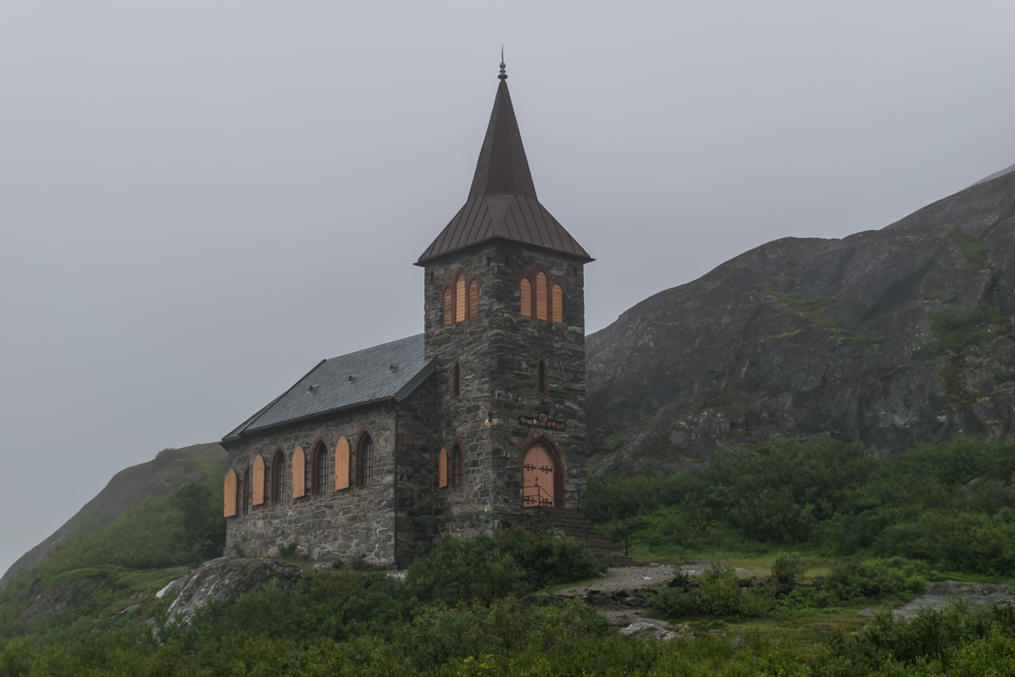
[
  {"xmin": 438, "ymin": 447, "xmax": 448, "ymax": 488},
  {"xmin": 520, "ymin": 278, "xmax": 532, "ymax": 317},
  {"xmin": 223, "ymin": 469, "xmax": 237, "ymax": 518},
  {"xmin": 271, "ymin": 449, "xmax": 287, "ymax": 504},
  {"xmin": 335, "ymin": 436, "xmax": 350, "ymax": 490},
  {"xmin": 551, "ymin": 284, "xmax": 564, "ymax": 324},
  {"xmin": 442, "ymin": 287, "xmax": 453, "ymax": 326},
  {"xmin": 468, "ymin": 278, "xmax": 480, "ymax": 319},
  {"xmin": 252, "ymin": 455, "xmax": 265, "ymax": 506},
  {"xmin": 535, "ymin": 271, "xmax": 548, "ymax": 320},
  {"xmin": 291, "ymin": 446, "xmax": 305, "ymax": 498},
  {"xmin": 455, "ymin": 272, "xmax": 467, "ymax": 323}
]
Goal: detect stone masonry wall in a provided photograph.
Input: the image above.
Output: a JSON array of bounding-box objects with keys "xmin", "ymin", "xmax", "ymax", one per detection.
[
  {"xmin": 393, "ymin": 376, "xmax": 440, "ymax": 566},
  {"xmin": 423, "ymin": 241, "xmax": 588, "ymax": 537},
  {"xmin": 224, "ymin": 405, "xmax": 397, "ymax": 567}
]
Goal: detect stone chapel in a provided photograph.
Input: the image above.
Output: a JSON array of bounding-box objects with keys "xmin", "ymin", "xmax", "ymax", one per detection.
[{"xmin": 221, "ymin": 62, "xmax": 594, "ymax": 567}]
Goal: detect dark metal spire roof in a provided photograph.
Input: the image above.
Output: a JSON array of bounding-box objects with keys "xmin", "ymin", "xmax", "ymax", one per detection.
[{"xmin": 417, "ymin": 62, "xmax": 591, "ymax": 265}]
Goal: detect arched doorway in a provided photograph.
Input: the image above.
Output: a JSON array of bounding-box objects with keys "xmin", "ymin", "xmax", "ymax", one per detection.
[{"xmin": 521, "ymin": 441, "xmax": 560, "ymax": 508}]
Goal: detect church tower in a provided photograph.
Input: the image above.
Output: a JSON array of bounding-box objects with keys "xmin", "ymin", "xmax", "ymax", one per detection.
[{"xmin": 417, "ymin": 60, "xmax": 593, "ymax": 534}]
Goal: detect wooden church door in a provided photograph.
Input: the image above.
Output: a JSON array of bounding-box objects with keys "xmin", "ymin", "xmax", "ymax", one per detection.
[{"xmin": 521, "ymin": 443, "xmax": 556, "ymax": 508}]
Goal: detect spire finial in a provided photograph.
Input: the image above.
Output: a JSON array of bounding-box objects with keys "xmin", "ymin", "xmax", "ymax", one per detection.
[{"xmin": 498, "ymin": 47, "xmax": 507, "ymax": 81}]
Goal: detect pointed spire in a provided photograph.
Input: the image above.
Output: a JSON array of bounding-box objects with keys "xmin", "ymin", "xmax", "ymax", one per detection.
[
  {"xmin": 468, "ymin": 57, "xmax": 536, "ymax": 198},
  {"xmin": 416, "ymin": 62, "xmax": 591, "ymax": 265}
]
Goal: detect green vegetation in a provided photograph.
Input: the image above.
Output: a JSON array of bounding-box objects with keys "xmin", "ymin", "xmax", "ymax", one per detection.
[
  {"xmin": 917, "ymin": 302, "xmax": 1014, "ymax": 358},
  {"xmin": 951, "ymin": 226, "xmax": 987, "ymax": 265},
  {"xmin": 767, "ymin": 291, "xmax": 843, "ymax": 330},
  {"xmin": 589, "ymin": 438, "xmax": 1015, "ymax": 574},
  {"xmin": 3, "ymin": 438, "xmax": 1015, "ymax": 674}
]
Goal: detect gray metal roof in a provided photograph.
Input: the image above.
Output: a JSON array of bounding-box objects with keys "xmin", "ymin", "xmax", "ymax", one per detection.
[
  {"xmin": 224, "ymin": 334, "xmax": 432, "ymax": 440},
  {"xmin": 417, "ymin": 71, "xmax": 591, "ymax": 265}
]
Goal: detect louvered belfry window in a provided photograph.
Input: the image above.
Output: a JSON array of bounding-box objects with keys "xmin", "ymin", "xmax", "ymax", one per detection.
[
  {"xmin": 468, "ymin": 279, "xmax": 480, "ymax": 319},
  {"xmin": 443, "ymin": 270, "xmax": 481, "ymax": 326},
  {"xmin": 520, "ymin": 272, "xmax": 563, "ymax": 325},
  {"xmin": 551, "ymin": 284, "xmax": 564, "ymax": 324},
  {"xmin": 442, "ymin": 288, "xmax": 454, "ymax": 326},
  {"xmin": 455, "ymin": 272, "xmax": 467, "ymax": 323},
  {"xmin": 520, "ymin": 278, "xmax": 532, "ymax": 317},
  {"xmin": 535, "ymin": 272, "xmax": 548, "ymax": 320}
]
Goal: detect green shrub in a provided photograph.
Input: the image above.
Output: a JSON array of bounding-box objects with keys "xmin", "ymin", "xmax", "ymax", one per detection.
[
  {"xmin": 770, "ymin": 552, "xmax": 805, "ymax": 587},
  {"xmin": 652, "ymin": 564, "xmax": 774, "ymax": 620},
  {"xmin": 405, "ymin": 528, "xmax": 604, "ymax": 605}
]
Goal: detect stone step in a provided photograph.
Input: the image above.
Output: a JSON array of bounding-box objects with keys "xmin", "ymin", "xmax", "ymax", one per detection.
[{"xmin": 537, "ymin": 509, "xmax": 634, "ymax": 566}]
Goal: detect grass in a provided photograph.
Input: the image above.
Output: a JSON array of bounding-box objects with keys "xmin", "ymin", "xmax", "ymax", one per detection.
[{"xmin": 766, "ymin": 291, "xmax": 843, "ymax": 330}]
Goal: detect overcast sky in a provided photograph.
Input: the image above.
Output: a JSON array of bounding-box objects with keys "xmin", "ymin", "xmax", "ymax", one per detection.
[{"xmin": 2, "ymin": 1, "xmax": 1015, "ymax": 575}]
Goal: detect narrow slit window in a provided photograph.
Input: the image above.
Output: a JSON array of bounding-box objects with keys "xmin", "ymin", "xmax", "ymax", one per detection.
[
  {"xmin": 451, "ymin": 445, "xmax": 463, "ymax": 488},
  {"xmin": 438, "ymin": 447, "xmax": 448, "ymax": 488},
  {"xmin": 538, "ymin": 358, "xmax": 547, "ymax": 395},
  {"xmin": 452, "ymin": 361, "xmax": 461, "ymax": 398}
]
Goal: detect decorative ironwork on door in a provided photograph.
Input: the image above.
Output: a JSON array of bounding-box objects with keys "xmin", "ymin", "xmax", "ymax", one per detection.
[{"xmin": 521, "ymin": 443, "xmax": 555, "ymax": 508}]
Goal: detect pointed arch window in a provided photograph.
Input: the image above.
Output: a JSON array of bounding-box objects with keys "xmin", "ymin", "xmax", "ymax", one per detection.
[
  {"xmin": 520, "ymin": 278, "xmax": 532, "ymax": 317},
  {"xmin": 271, "ymin": 449, "xmax": 287, "ymax": 505},
  {"xmin": 312, "ymin": 441, "xmax": 329, "ymax": 496},
  {"xmin": 535, "ymin": 272, "xmax": 548, "ymax": 320},
  {"xmin": 356, "ymin": 432, "xmax": 374, "ymax": 487},
  {"xmin": 451, "ymin": 444, "xmax": 463, "ymax": 488},
  {"xmin": 551, "ymin": 284, "xmax": 564, "ymax": 324}
]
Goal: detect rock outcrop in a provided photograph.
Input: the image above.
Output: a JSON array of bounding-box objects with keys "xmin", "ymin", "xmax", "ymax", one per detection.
[
  {"xmin": 162, "ymin": 557, "xmax": 303, "ymax": 625},
  {"xmin": 587, "ymin": 169, "xmax": 1015, "ymax": 474}
]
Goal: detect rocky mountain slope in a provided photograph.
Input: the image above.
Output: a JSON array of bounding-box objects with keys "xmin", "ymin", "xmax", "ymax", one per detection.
[
  {"xmin": 587, "ymin": 169, "xmax": 1015, "ymax": 474},
  {"xmin": 1, "ymin": 443, "xmax": 227, "ymax": 583}
]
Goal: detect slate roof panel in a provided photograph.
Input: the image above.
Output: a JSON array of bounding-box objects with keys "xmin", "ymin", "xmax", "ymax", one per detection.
[
  {"xmin": 417, "ymin": 76, "xmax": 591, "ymax": 265},
  {"xmin": 224, "ymin": 334, "xmax": 430, "ymax": 439}
]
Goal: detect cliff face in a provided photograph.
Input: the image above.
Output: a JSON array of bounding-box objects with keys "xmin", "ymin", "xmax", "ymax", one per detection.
[{"xmin": 587, "ymin": 170, "xmax": 1015, "ymax": 475}]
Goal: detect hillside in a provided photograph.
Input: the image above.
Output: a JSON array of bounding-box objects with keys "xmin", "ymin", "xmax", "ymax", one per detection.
[
  {"xmin": 587, "ymin": 169, "xmax": 1015, "ymax": 474},
  {"xmin": 1, "ymin": 443, "xmax": 227, "ymax": 583}
]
